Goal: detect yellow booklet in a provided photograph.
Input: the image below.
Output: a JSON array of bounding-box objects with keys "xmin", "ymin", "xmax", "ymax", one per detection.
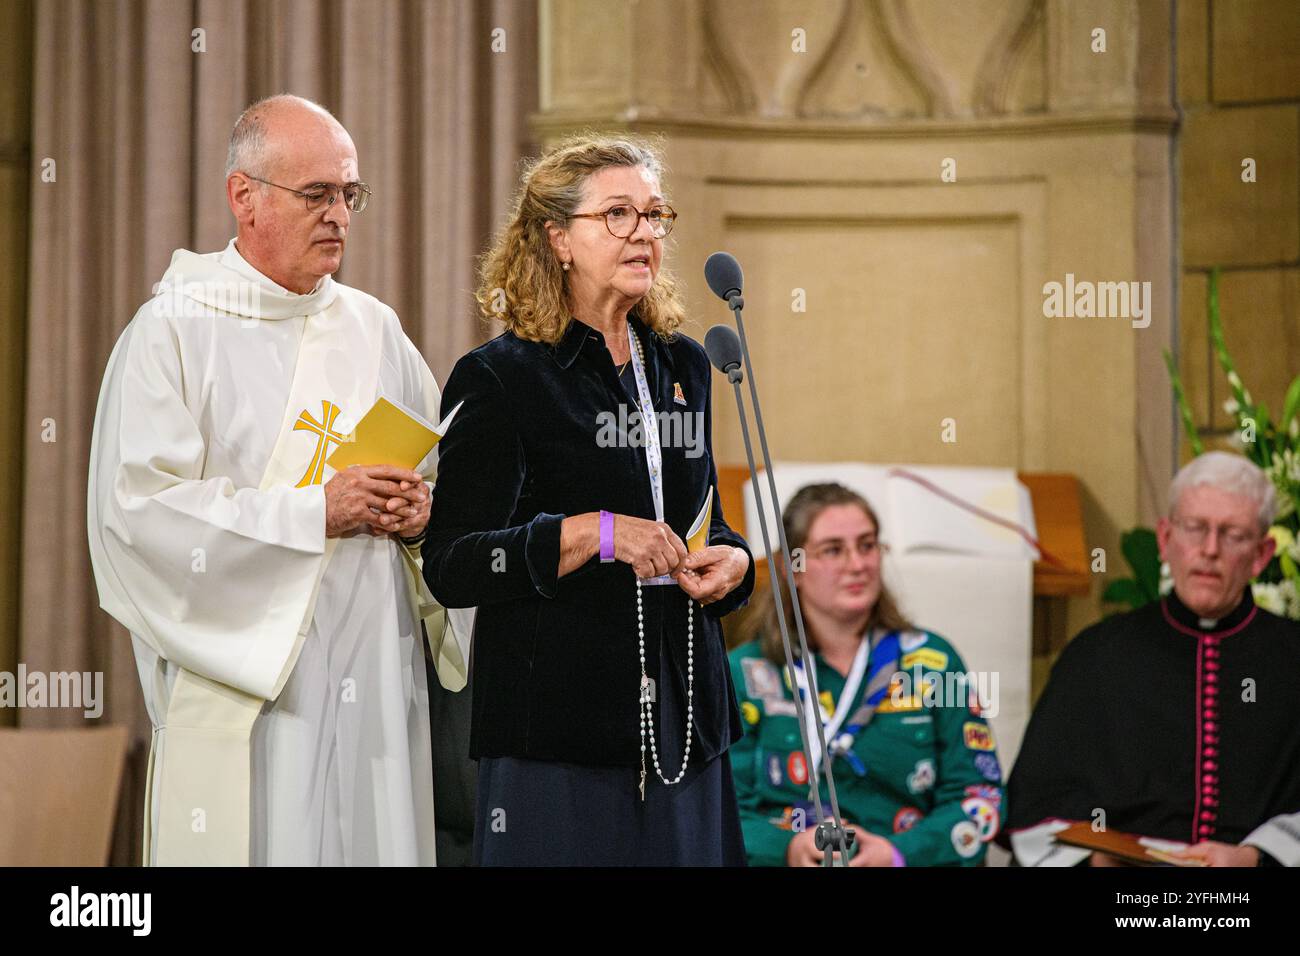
[
  {"xmin": 638, "ymin": 487, "xmax": 713, "ymax": 586},
  {"xmin": 326, "ymin": 398, "xmax": 464, "ymax": 472},
  {"xmin": 687, "ymin": 487, "xmax": 713, "ymax": 553}
]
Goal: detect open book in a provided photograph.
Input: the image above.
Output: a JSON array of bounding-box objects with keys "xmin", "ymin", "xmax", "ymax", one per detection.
[{"xmin": 326, "ymin": 397, "xmax": 463, "ymax": 472}]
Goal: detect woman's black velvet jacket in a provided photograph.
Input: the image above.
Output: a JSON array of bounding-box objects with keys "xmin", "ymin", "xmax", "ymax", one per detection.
[{"xmin": 422, "ymin": 313, "xmax": 756, "ymax": 768}]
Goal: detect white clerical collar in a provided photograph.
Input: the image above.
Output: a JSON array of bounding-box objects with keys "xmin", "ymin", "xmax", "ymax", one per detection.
[
  {"xmin": 221, "ymin": 239, "xmax": 325, "ymax": 297},
  {"xmin": 157, "ymin": 240, "xmax": 338, "ymax": 320}
]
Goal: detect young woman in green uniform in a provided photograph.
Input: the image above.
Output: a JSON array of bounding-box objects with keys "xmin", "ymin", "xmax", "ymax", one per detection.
[{"xmin": 728, "ymin": 483, "xmax": 1005, "ymax": 866}]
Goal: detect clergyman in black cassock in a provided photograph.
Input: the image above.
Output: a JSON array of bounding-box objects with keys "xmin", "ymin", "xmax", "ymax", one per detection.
[{"xmin": 1002, "ymin": 452, "xmax": 1300, "ymax": 866}]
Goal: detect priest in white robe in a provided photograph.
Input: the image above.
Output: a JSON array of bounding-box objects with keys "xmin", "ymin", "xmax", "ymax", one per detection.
[{"xmin": 87, "ymin": 95, "xmax": 469, "ymax": 866}]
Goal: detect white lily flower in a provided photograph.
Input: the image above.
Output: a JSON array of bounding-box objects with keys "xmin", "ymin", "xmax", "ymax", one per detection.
[{"xmin": 1253, "ymin": 582, "xmax": 1287, "ymax": 616}]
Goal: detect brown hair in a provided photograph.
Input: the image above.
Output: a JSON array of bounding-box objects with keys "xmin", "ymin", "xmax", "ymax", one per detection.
[
  {"xmin": 475, "ymin": 133, "xmax": 687, "ymax": 344},
  {"xmin": 737, "ymin": 483, "xmax": 915, "ymax": 666}
]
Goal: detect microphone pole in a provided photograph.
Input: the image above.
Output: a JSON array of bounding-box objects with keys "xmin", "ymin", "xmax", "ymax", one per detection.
[
  {"xmin": 704, "ymin": 325, "xmax": 852, "ymax": 869},
  {"xmin": 705, "ymin": 253, "xmax": 851, "ymax": 865}
]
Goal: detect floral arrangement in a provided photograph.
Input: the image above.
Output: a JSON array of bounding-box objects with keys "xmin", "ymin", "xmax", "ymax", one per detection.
[{"xmin": 1107, "ymin": 268, "xmax": 1300, "ymax": 619}]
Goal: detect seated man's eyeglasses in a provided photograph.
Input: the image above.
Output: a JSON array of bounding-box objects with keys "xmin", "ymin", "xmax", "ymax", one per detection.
[
  {"xmin": 248, "ymin": 176, "xmax": 372, "ymax": 213},
  {"xmin": 1170, "ymin": 516, "xmax": 1259, "ymax": 549}
]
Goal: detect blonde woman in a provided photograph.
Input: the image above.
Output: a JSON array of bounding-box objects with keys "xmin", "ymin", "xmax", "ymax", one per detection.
[{"xmin": 423, "ymin": 136, "xmax": 755, "ymax": 865}]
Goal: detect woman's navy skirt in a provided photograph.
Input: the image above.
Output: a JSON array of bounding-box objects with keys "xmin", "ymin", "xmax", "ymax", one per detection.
[{"xmin": 472, "ymin": 650, "xmax": 747, "ymax": 867}]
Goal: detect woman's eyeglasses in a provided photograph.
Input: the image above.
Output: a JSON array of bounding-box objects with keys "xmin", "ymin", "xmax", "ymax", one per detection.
[{"xmin": 569, "ymin": 204, "xmax": 677, "ymax": 239}]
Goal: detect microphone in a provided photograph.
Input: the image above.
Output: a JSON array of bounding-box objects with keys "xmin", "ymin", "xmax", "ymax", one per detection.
[
  {"xmin": 704, "ymin": 250, "xmax": 854, "ymax": 866},
  {"xmin": 704, "ymin": 252, "xmax": 744, "ymax": 308},
  {"xmin": 704, "ymin": 325, "xmax": 743, "ymax": 383}
]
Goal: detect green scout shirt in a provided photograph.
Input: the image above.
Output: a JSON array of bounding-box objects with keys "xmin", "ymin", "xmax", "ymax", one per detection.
[{"xmin": 728, "ymin": 631, "xmax": 1006, "ymax": 866}]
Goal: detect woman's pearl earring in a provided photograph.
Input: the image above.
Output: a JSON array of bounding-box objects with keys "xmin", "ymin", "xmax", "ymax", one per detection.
[{"xmin": 561, "ymin": 261, "xmax": 570, "ymax": 272}]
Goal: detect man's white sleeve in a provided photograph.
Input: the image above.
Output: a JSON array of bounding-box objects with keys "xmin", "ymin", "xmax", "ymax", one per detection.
[
  {"xmin": 1244, "ymin": 812, "xmax": 1300, "ymax": 866},
  {"xmin": 87, "ymin": 310, "xmax": 326, "ymax": 701}
]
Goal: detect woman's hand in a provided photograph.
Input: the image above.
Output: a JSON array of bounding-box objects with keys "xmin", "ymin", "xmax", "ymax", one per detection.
[
  {"xmin": 615, "ymin": 514, "xmax": 689, "ymax": 579},
  {"xmin": 847, "ymin": 831, "xmax": 898, "ymax": 867},
  {"xmin": 785, "ymin": 827, "xmax": 827, "ymax": 867},
  {"xmin": 785, "ymin": 822, "xmax": 890, "ymax": 867},
  {"xmin": 675, "ymin": 545, "xmax": 750, "ymax": 604}
]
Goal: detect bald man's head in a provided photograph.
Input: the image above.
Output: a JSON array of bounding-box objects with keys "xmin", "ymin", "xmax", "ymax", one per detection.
[
  {"xmin": 224, "ymin": 94, "xmax": 361, "ymax": 294},
  {"xmin": 225, "ymin": 94, "xmax": 348, "ymax": 179}
]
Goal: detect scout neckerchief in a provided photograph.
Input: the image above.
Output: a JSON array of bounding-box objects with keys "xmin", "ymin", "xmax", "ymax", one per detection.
[
  {"xmin": 793, "ymin": 628, "xmax": 901, "ymax": 778},
  {"xmin": 626, "ymin": 321, "xmax": 694, "ymax": 800}
]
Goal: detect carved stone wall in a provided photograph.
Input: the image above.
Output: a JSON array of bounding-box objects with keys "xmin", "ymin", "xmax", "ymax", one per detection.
[
  {"xmin": 536, "ymin": 0, "xmax": 1178, "ymax": 665},
  {"xmin": 1177, "ymin": 0, "xmax": 1300, "ymax": 460}
]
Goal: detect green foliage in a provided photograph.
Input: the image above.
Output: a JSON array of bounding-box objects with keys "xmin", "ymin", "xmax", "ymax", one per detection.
[
  {"xmin": 1152, "ymin": 267, "xmax": 1300, "ymax": 618},
  {"xmin": 1102, "ymin": 527, "xmax": 1161, "ymax": 611}
]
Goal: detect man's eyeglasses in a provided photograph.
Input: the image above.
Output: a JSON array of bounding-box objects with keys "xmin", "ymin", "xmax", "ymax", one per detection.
[
  {"xmin": 1170, "ymin": 517, "xmax": 1259, "ymax": 550},
  {"xmin": 569, "ymin": 204, "xmax": 677, "ymax": 239},
  {"xmin": 248, "ymin": 176, "xmax": 372, "ymax": 213}
]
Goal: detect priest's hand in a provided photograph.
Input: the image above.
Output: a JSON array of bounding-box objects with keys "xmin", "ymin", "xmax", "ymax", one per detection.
[
  {"xmin": 1088, "ymin": 851, "xmax": 1130, "ymax": 867},
  {"xmin": 674, "ymin": 546, "xmax": 750, "ymax": 604},
  {"xmin": 1173, "ymin": 841, "xmax": 1260, "ymax": 867},
  {"xmin": 325, "ymin": 465, "xmax": 425, "ymax": 538},
  {"xmin": 385, "ymin": 478, "xmax": 430, "ymax": 539}
]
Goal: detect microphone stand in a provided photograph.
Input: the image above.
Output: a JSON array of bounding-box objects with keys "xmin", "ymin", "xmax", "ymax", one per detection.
[{"xmin": 719, "ymin": 300, "xmax": 853, "ymax": 868}]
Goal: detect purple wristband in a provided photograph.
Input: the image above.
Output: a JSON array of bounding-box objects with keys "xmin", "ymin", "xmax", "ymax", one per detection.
[
  {"xmin": 599, "ymin": 510, "xmax": 616, "ymax": 563},
  {"xmin": 890, "ymin": 845, "xmax": 906, "ymax": 867}
]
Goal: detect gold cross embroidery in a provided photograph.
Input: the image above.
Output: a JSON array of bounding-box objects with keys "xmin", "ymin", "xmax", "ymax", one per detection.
[{"xmin": 293, "ymin": 399, "xmax": 347, "ymax": 487}]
